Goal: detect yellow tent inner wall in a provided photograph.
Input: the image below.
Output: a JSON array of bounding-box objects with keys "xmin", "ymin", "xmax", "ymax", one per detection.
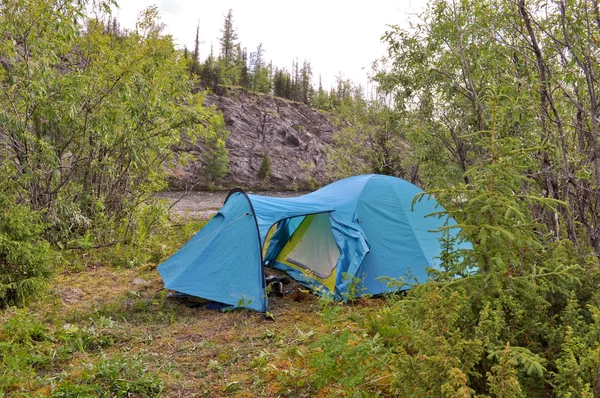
[{"xmin": 274, "ymin": 214, "xmax": 339, "ymax": 292}]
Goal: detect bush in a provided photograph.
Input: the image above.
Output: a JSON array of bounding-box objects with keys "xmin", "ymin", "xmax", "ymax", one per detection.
[
  {"xmin": 203, "ymin": 116, "xmax": 230, "ymax": 182},
  {"xmin": 64, "ymin": 211, "xmax": 206, "ymax": 270},
  {"xmin": 274, "ymin": 101, "xmax": 600, "ymax": 395},
  {"xmin": 0, "ymin": 0, "xmax": 224, "ymax": 249},
  {"xmin": 0, "ymin": 191, "xmax": 55, "ymax": 307},
  {"xmin": 0, "ymin": 308, "xmax": 52, "ymax": 393}
]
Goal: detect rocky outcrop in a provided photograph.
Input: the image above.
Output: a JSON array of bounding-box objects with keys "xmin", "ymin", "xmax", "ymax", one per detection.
[{"xmin": 170, "ymin": 87, "xmax": 336, "ymax": 190}]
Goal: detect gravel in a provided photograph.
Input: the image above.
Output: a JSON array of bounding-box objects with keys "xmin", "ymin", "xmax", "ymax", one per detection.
[{"xmin": 157, "ymin": 190, "xmax": 307, "ymax": 219}]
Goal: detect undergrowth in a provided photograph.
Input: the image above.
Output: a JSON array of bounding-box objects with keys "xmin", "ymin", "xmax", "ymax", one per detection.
[
  {"xmin": 0, "ymin": 212, "xmax": 205, "ymax": 396},
  {"xmin": 263, "ymin": 241, "xmax": 600, "ymax": 397},
  {"xmin": 0, "ymin": 307, "xmax": 164, "ymax": 396},
  {"xmin": 64, "ymin": 213, "xmax": 205, "ymax": 271}
]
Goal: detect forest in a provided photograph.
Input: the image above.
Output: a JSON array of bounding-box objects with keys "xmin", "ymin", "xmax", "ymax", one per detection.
[
  {"xmin": 181, "ymin": 9, "xmax": 346, "ymax": 110},
  {"xmin": 1, "ymin": 0, "xmax": 599, "ymax": 396}
]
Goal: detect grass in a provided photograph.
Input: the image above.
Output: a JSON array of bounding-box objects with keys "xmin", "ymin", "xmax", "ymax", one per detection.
[
  {"xmin": 1, "ymin": 258, "xmax": 344, "ymax": 397},
  {"xmin": 0, "ymin": 211, "xmax": 386, "ymax": 397}
]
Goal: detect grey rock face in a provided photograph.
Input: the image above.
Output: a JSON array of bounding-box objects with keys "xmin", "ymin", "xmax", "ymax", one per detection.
[{"xmin": 170, "ymin": 88, "xmax": 335, "ymax": 190}]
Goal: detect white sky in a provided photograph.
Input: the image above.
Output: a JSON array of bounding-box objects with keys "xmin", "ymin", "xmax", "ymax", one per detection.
[{"xmin": 113, "ymin": 1, "xmax": 427, "ymax": 90}]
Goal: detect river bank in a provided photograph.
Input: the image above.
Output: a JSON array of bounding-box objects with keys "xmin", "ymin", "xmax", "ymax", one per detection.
[{"xmin": 157, "ymin": 190, "xmax": 307, "ymax": 219}]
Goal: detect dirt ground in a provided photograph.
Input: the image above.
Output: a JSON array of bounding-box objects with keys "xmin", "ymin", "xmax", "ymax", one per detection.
[
  {"xmin": 49, "ymin": 264, "xmax": 327, "ymax": 397},
  {"xmin": 40, "ymin": 191, "xmax": 332, "ymax": 396}
]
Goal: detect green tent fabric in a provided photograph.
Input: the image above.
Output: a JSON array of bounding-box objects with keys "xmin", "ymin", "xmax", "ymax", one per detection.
[{"xmin": 158, "ymin": 175, "xmax": 470, "ymax": 312}]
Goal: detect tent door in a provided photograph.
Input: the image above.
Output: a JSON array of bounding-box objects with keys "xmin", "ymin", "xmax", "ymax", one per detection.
[{"xmin": 274, "ymin": 213, "xmax": 340, "ymax": 292}]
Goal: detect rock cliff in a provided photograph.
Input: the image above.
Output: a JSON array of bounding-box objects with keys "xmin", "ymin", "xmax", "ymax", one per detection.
[{"xmin": 170, "ymin": 87, "xmax": 336, "ymax": 190}]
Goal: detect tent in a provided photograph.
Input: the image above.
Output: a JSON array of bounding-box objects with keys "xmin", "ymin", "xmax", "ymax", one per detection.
[{"xmin": 158, "ymin": 174, "xmax": 469, "ymax": 312}]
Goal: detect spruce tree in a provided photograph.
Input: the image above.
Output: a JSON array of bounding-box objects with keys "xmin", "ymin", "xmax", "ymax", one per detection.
[
  {"xmin": 203, "ymin": 132, "xmax": 230, "ymax": 182},
  {"xmin": 258, "ymin": 150, "xmax": 272, "ymax": 183},
  {"xmin": 292, "ymin": 58, "xmax": 299, "ymax": 101},
  {"xmin": 219, "ymin": 9, "xmax": 238, "ymax": 62},
  {"xmin": 191, "ymin": 22, "xmax": 201, "ymax": 75},
  {"xmin": 239, "ymin": 47, "xmax": 250, "ymax": 90},
  {"xmin": 251, "ymin": 43, "xmax": 264, "ymax": 92},
  {"xmin": 300, "ymin": 59, "xmax": 313, "ymax": 104},
  {"xmin": 313, "ymin": 75, "xmax": 330, "ymax": 110}
]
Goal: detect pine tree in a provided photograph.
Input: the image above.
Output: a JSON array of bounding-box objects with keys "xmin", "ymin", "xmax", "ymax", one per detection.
[
  {"xmin": 216, "ymin": 10, "xmax": 239, "ymax": 87},
  {"xmin": 313, "ymin": 74, "xmax": 330, "ymax": 110},
  {"xmin": 292, "ymin": 58, "xmax": 299, "ymax": 101},
  {"xmin": 272, "ymin": 68, "xmax": 293, "ymax": 99},
  {"xmin": 106, "ymin": 16, "xmax": 112, "ymax": 34},
  {"xmin": 203, "ymin": 130, "xmax": 230, "ymax": 182},
  {"xmin": 200, "ymin": 44, "xmax": 218, "ymax": 89},
  {"xmin": 273, "ymin": 68, "xmax": 284, "ymax": 97},
  {"xmin": 112, "ymin": 17, "xmax": 118, "ymax": 35},
  {"xmin": 421, "ymin": 89, "xmax": 557, "ymax": 275},
  {"xmin": 285, "ymin": 72, "xmax": 292, "ymax": 99},
  {"xmin": 487, "ymin": 343, "xmax": 522, "ymax": 398},
  {"xmin": 250, "ymin": 43, "xmax": 271, "ymax": 94}
]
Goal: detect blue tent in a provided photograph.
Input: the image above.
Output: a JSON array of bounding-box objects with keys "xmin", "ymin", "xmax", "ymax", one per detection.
[{"xmin": 158, "ymin": 175, "xmax": 468, "ymax": 312}]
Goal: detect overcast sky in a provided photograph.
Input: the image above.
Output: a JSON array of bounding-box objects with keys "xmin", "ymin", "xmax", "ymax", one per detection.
[{"xmin": 113, "ymin": 1, "xmax": 427, "ymax": 90}]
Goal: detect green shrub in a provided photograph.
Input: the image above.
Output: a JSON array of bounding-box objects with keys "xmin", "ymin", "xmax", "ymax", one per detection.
[
  {"xmin": 0, "ymin": 0, "xmax": 224, "ymax": 252},
  {"xmin": 0, "ymin": 308, "xmax": 53, "ymax": 393},
  {"xmin": 53, "ymin": 355, "xmax": 165, "ymax": 397},
  {"xmin": 64, "ymin": 209, "xmax": 206, "ymax": 270},
  {"xmin": 203, "ymin": 116, "xmax": 230, "ymax": 182},
  {"xmin": 0, "ymin": 191, "xmax": 55, "ymax": 307},
  {"xmin": 274, "ymin": 95, "xmax": 600, "ymax": 395}
]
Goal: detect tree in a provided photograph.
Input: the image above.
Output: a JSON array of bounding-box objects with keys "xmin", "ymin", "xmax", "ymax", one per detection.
[
  {"xmin": 250, "ymin": 43, "xmax": 265, "ymax": 93},
  {"xmin": 0, "ymin": 167, "xmax": 54, "ymax": 306},
  {"xmin": 258, "ymin": 150, "xmax": 272, "ymax": 183},
  {"xmin": 0, "ymin": 0, "xmax": 223, "ymax": 245},
  {"xmin": 300, "ymin": 59, "xmax": 313, "ymax": 104},
  {"xmin": 273, "ymin": 67, "xmax": 293, "ymax": 99},
  {"xmin": 190, "ymin": 22, "xmax": 201, "ymax": 75},
  {"xmin": 376, "ymin": 0, "xmax": 600, "ymax": 256},
  {"xmin": 200, "ymin": 44, "xmax": 219, "ymax": 89},
  {"xmin": 313, "ymin": 75, "xmax": 330, "ymax": 110},
  {"xmin": 327, "ymin": 82, "xmax": 413, "ymax": 181},
  {"xmin": 203, "ymin": 121, "xmax": 230, "ymax": 182},
  {"xmin": 366, "ymin": 0, "xmax": 600, "ymax": 394},
  {"xmin": 291, "ymin": 58, "xmax": 299, "ymax": 101},
  {"xmin": 238, "ymin": 46, "xmax": 250, "ymax": 90},
  {"xmin": 249, "ymin": 44, "xmax": 272, "ymax": 94},
  {"xmin": 219, "ymin": 9, "xmax": 238, "ymax": 62}
]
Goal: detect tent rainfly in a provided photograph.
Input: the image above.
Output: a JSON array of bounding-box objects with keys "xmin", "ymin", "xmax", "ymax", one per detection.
[{"xmin": 157, "ymin": 174, "xmax": 469, "ymax": 312}]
